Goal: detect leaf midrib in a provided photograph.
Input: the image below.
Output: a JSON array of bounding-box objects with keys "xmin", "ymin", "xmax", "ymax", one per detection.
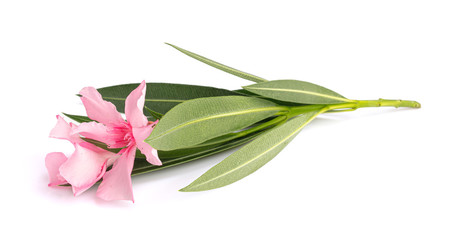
[
  {"xmin": 186, "ymin": 110, "xmax": 324, "ymax": 189},
  {"xmin": 151, "ymin": 106, "xmax": 282, "ymax": 141},
  {"xmin": 244, "ymin": 86, "xmax": 352, "ymax": 102}
]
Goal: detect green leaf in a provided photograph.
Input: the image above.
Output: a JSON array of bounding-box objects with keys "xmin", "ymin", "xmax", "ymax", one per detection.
[
  {"xmin": 62, "ymin": 113, "xmax": 92, "ymax": 123},
  {"xmin": 63, "ymin": 111, "xmax": 158, "ymax": 123},
  {"xmin": 243, "ymin": 79, "xmax": 354, "ymax": 104},
  {"xmin": 234, "ymin": 89, "xmax": 305, "ymax": 106},
  {"xmin": 97, "ymin": 83, "xmax": 241, "ymax": 115},
  {"xmin": 166, "ymin": 43, "xmax": 268, "ymax": 83},
  {"xmin": 146, "ymin": 96, "xmax": 284, "ymax": 151},
  {"xmin": 73, "ymin": 131, "xmax": 268, "ymax": 187},
  {"xmin": 144, "ymin": 106, "xmax": 163, "ymax": 120},
  {"xmin": 131, "ymin": 130, "xmax": 266, "ymax": 176},
  {"xmin": 83, "ymin": 115, "xmax": 284, "ymax": 160},
  {"xmin": 180, "ymin": 108, "xmax": 325, "ymax": 192}
]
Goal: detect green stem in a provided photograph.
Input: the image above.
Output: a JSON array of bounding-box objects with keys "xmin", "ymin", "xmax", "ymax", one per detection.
[
  {"xmin": 355, "ymin": 99, "xmax": 421, "ymax": 109},
  {"xmin": 289, "ymin": 99, "xmax": 421, "ymax": 117}
]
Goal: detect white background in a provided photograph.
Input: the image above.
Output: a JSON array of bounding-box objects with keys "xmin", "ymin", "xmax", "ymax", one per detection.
[{"xmin": 1, "ymin": 1, "xmax": 459, "ymax": 239}]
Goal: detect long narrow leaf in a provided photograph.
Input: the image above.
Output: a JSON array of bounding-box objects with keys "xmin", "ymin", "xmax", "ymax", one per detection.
[
  {"xmin": 146, "ymin": 96, "xmax": 284, "ymax": 151},
  {"xmin": 243, "ymin": 79, "xmax": 353, "ymax": 104},
  {"xmin": 166, "ymin": 43, "xmax": 268, "ymax": 83},
  {"xmin": 62, "ymin": 113, "xmax": 92, "ymax": 123},
  {"xmin": 97, "ymin": 83, "xmax": 241, "ymax": 115},
  {"xmin": 180, "ymin": 108, "xmax": 325, "ymax": 192},
  {"xmin": 132, "ymin": 131, "xmax": 267, "ymax": 176},
  {"xmin": 234, "ymin": 89, "xmax": 304, "ymax": 106},
  {"xmin": 144, "ymin": 106, "xmax": 164, "ymax": 120}
]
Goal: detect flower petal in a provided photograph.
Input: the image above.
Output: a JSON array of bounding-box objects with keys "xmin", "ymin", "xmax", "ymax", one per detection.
[
  {"xmin": 49, "ymin": 115, "xmax": 82, "ymax": 144},
  {"xmin": 59, "ymin": 142, "xmax": 114, "ymax": 191},
  {"xmin": 72, "ymin": 121, "xmax": 115, "ymax": 147},
  {"xmin": 125, "ymin": 80, "xmax": 148, "ymax": 128},
  {"xmin": 45, "ymin": 152, "xmax": 68, "ymax": 186},
  {"xmin": 137, "ymin": 141, "xmax": 161, "ymax": 166},
  {"xmin": 79, "ymin": 87, "xmax": 124, "ymax": 125},
  {"xmin": 96, "ymin": 147, "xmax": 136, "ymax": 202},
  {"xmin": 72, "ymin": 160, "xmax": 107, "ymax": 196},
  {"xmin": 132, "ymin": 123, "xmax": 162, "ymax": 166}
]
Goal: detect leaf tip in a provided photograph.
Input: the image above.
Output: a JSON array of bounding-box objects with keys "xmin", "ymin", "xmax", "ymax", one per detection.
[
  {"xmin": 178, "ymin": 186, "xmax": 194, "ymax": 192},
  {"xmin": 165, "ymin": 42, "xmax": 177, "ymax": 49},
  {"xmin": 178, "ymin": 182, "xmax": 209, "ymax": 192}
]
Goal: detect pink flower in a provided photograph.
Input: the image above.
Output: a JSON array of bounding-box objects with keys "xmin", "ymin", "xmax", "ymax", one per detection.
[
  {"xmin": 45, "ymin": 116, "xmax": 118, "ymax": 196},
  {"xmin": 46, "ymin": 81, "xmax": 161, "ymax": 202},
  {"xmin": 76, "ymin": 80, "xmax": 160, "ymax": 202}
]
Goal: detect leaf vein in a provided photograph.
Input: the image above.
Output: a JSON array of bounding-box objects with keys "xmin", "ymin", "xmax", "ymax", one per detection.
[
  {"xmin": 245, "ymin": 87, "xmax": 352, "ymax": 102},
  {"xmin": 151, "ymin": 106, "xmax": 283, "ymax": 141}
]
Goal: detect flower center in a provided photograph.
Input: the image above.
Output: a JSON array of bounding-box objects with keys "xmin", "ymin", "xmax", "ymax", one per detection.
[{"xmin": 107, "ymin": 122, "xmax": 135, "ymax": 148}]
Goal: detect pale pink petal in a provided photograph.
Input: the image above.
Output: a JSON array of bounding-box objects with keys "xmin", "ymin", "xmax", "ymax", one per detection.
[
  {"xmin": 136, "ymin": 141, "xmax": 161, "ymax": 166},
  {"xmin": 132, "ymin": 124, "xmax": 162, "ymax": 166},
  {"xmin": 59, "ymin": 142, "xmax": 114, "ymax": 190},
  {"xmin": 72, "ymin": 121, "xmax": 116, "ymax": 147},
  {"xmin": 72, "ymin": 160, "xmax": 107, "ymax": 196},
  {"xmin": 79, "ymin": 87, "xmax": 124, "ymax": 125},
  {"xmin": 49, "ymin": 115, "xmax": 82, "ymax": 144},
  {"xmin": 96, "ymin": 147, "xmax": 136, "ymax": 202},
  {"xmin": 131, "ymin": 121, "xmax": 158, "ymax": 141},
  {"xmin": 125, "ymin": 81, "xmax": 148, "ymax": 128},
  {"xmin": 45, "ymin": 152, "xmax": 68, "ymax": 186}
]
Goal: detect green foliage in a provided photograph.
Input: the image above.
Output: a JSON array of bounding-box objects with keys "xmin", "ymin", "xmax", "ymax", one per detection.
[
  {"xmin": 243, "ymin": 79, "xmax": 353, "ymax": 104},
  {"xmin": 166, "ymin": 43, "xmax": 268, "ymax": 83},
  {"xmin": 146, "ymin": 96, "xmax": 285, "ymax": 151},
  {"xmin": 59, "ymin": 44, "xmax": 421, "ymax": 194},
  {"xmin": 97, "ymin": 83, "xmax": 241, "ymax": 115},
  {"xmin": 62, "ymin": 113, "xmax": 92, "ymax": 123},
  {"xmin": 144, "ymin": 106, "xmax": 164, "ymax": 120},
  {"xmin": 180, "ymin": 109, "xmax": 324, "ymax": 192},
  {"xmin": 132, "ymin": 131, "xmax": 266, "ymax": 176}
]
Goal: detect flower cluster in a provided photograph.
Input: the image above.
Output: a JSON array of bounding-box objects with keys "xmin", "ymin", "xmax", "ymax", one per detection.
[{"xmin": 45, "ymin": 81, "xmax": 161, "ymax": 202}]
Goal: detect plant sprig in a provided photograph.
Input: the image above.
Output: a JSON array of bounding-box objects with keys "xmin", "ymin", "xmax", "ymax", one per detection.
[{"xmin": 64, "ymin": 44, "xmax": 420, "ymax": 193}]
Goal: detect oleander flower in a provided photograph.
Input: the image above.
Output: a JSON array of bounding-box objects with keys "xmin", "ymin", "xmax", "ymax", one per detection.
[
  {"xmin": 46, "ymin": 81, "xmax": 161, "ymax": 202},
  {"xmin": 74, "ymin": 80, "xmax": 161, "ymax": 202},
  {"xmin": 45, "ymin": 116, "xmax": 118, "ymax": 196}
]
